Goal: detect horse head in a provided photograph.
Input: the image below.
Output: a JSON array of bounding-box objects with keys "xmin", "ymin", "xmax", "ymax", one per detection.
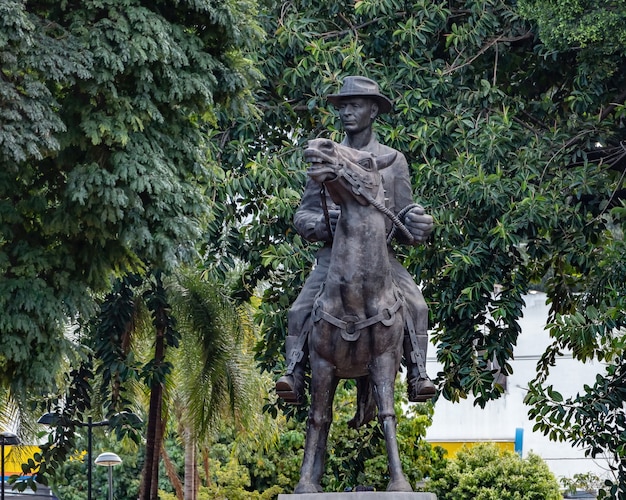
[{"xmin": 304, "ymin": 139, "xmax": 396, "ymax": 204}]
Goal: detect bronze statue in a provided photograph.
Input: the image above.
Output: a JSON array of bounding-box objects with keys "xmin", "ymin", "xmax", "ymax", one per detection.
[
  {"xmin": 276, "ymin": 76, "xmax": 437, "ymax": 494},
  {"xmin": 294, "ymin": 138, "xmax": 415, "ymax": 493},
  {"xmin": 276, "ymin": 76, "xmax": 435, "ymax": 406}
]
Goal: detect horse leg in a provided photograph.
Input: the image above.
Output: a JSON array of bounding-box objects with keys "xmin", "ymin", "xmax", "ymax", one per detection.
[
  {"xmin": 370, "ymin": 352, "xmax": 413, "ymax": 492},
  {"xmin": 295, "ymin": 359, "xmax": 337, "ymax": 494}
]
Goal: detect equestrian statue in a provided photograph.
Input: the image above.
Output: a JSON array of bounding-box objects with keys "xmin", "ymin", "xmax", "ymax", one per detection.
[{"xmin": 275, "ymin": 76, "xmax": 437, "ymax": 494}]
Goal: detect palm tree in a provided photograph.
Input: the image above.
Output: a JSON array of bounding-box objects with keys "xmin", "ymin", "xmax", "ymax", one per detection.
[
  {"xmin": 167, "ymin": 270, "xmax": 257, "ymax": 500},
  {"xmin": 93, "ymin": 268, "xmax": 260, "ymax": 500},
  {"xmin": 20, "ymin": 267, "xmax": 264, "ymax": 499}
]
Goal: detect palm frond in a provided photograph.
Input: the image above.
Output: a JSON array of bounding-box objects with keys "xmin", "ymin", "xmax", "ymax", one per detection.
[{"xmin": 169, "ymin": 270, "xmax": 255, "ymax": 442}]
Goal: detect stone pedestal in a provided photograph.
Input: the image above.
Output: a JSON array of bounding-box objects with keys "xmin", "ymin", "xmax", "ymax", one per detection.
[{"xmin": 278, "ymin": 493, "xmax": 437, "ymax": 500}]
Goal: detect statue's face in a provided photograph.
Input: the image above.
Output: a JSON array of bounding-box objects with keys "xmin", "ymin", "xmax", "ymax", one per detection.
[{"xmin": 337, "ymin": 97, "xmax": 378, "ymax": 135}]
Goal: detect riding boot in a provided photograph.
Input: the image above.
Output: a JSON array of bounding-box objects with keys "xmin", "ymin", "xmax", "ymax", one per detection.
[
  {"xmin": 403, "ymin": 334, "xmax": 436, "ymax": 403},
  {"xmin": 275, "ymin": 335, "xmax": 307, "ymax": 405}
]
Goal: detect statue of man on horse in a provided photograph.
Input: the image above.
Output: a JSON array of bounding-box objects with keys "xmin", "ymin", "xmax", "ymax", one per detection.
[{"xmin": 276, "ymin": 75, "xmax": 436, "ymax": 405}]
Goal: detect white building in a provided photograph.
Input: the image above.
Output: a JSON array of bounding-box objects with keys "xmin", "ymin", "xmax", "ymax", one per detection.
[{"xmin": 425, "ymin": 291, "xmax": 613, "ymax": 483}]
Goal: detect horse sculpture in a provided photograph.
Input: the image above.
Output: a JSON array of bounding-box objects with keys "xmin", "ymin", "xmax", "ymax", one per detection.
[{"xmin": 294, "ymin": 138, "xmax": 413, "ymax": 494}]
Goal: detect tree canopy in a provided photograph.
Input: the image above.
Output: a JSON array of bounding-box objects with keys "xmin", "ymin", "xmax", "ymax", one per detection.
[
  {"xmin": 518, "ymin": 0, "xmax": 626, "ymax": 56},
  {"xmin": 0, "ymin": 0, "xmax": 262, "ymax": 394}
]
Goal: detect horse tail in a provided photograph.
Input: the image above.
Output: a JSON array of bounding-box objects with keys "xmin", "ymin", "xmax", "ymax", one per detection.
[{"xmin": 348, "ymin": 376, "xmax": 377, "ymax": 429}]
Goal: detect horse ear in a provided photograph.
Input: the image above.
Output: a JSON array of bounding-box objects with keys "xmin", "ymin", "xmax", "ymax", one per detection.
[{"xmin": 375, "ymin": 152, "xmax": 397, "ymax": 169}]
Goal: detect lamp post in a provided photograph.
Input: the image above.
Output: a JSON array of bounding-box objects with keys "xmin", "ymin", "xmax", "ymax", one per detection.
[
  {"xmin": 94, "ymin": 452, "xmax": 122, "ymax": 500},
  {"xmin": 84, "ymin": 417, "xmax": 109, "ymax": 500},
  {"xmin": 37, "ymin": 411, "xmax": 143, "ymax": 500},
  {"xmin": 0, "ymin": 431, "xmax": 20, "ymax": 500},
  {"xmin": 38, "ymin": 413, "xmax": 108, "ymax": 500}
]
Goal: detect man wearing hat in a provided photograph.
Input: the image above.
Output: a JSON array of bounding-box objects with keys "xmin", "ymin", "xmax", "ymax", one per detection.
[{"xmin": 275, "ymin": 76, "xmax": 436, "ymax": 404}]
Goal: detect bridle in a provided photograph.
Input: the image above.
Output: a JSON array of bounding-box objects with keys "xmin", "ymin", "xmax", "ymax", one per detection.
[{"xmin": 319, "ymin": 161, "xmax": 418, "ymax": 244}]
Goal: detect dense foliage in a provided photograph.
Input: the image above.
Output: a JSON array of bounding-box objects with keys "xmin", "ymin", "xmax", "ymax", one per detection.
[
  {"xmin": 518, "ymin": 0, "xmax": 626, "ymax": 57},
  {"xmin": 515, "ymin": 4, "xmax": 626, "ymax": 497},
  {"xmin": 47, "ymin": 385, "xmax": 438, "ymax": 498},
  {"xmin": 209, "ymin": 383, "xmax": 438, "ymax": 495},
  {"xmin": 209, "ymin": 0, "xmax": 626, "ymax": 494},
  {"xmin": 0, "ymin": 0, "xmax": 262, "ymax": 395},
  {"xmin": 2, "ymin": 0, "xmax": 262, "ymax": 497},
  {"xmin": 3, "ymin": 0, "xmax": 626, "ymax": 497}
]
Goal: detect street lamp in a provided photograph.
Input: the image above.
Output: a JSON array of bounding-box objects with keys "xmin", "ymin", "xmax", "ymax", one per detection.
[
  {"xmin": 0, "ymin": 431, "xmax": 20, "ymax": 500},
  {"xmin": 94, "ymin": 452, "xmax": 122, "ymax": 500},
  {"xmin": 38, "ymin": 412, "xmax": 140, "ymax": 500},
  {"xmin": 38, "ymin": 414, "xmax": 108, "ymax": 500}
]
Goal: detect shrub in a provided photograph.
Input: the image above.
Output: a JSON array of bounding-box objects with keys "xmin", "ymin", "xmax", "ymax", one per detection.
[{"xmin": 425, "ymin": 442, "xmax": 561, "ymax": 500}]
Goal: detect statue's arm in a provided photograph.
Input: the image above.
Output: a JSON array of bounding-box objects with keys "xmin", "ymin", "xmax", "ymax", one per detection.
[
  {"xmin": 294, "ymin": 178, "xmax": 335, "ymax": 243},
  {"xmin": 394, "ymin": 154, "xmax": 433, "ymax": 245}
]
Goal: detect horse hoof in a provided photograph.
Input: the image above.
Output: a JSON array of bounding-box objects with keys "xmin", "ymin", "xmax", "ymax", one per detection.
[
  {"xmin": 387, "ymin": 477, "xmax": 413, "ymax": 492},
  {"xmin": 294, "ymin": 482, "xmax": 323, "ymax": 494}
]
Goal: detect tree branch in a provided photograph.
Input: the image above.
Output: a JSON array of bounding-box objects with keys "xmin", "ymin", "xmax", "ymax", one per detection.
[
  {"xmin": 442, "ymin": 33, "xmax": 533, "ymax": 76},
  {"xmin": 599, "ymin": 89, "xmax": 626, "ymax": 121}
]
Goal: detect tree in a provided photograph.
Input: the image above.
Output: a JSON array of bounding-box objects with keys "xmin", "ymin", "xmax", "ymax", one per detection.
[
  {"xmin": 210, "ymin": 0, "xmax": 626, "ymax": 495},
  {"xmin": 166, "ymin": 271, "xmax": 258, "ymax": 500},
  {"xmin": 515, "ymin": 3, "xmax": 626, "ymax": 497},
  {"xmin": 0, "ymin": 0, "xmax": 94, "ymax": 396},
  {"xmin": 426, "ymin": 442, "xmax": 562, "ymax": 499},
  {"xmin": 517, "ymin": 0, "xmax": 626, "ymax": 57},
  {"xmin": 0, "ymin": 0, "xmax": 262, "ymax": 398},
  {"xmin": 77, "ymin": 269, "xmax": 259, "ymax": 500},
  {"xmin": 20, "ymin": 269, "xmax": 258, "ymax": 498},
  {"xmin": 3, "ymin": 1, "xmax": 263, "ymax": 497}
]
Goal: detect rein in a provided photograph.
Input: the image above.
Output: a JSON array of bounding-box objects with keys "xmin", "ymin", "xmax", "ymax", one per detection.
[{"xmin": 320, "ymin": 165, "xmax": 417, "ymax": 244}]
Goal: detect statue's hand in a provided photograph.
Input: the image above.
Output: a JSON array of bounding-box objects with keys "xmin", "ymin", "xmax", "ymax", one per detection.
[
  {"xmin": 314, "ymin": 210, "xmax": 340, "ymax": 241},
  {"xmin": 404, "ymin": 205, "xmax": 433, "ymax": 243}
]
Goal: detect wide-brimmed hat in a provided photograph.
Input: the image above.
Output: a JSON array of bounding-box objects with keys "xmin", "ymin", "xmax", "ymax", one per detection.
[{"xmin": 327, "ymin": 76, "xmax": 393, "ymax": 114}]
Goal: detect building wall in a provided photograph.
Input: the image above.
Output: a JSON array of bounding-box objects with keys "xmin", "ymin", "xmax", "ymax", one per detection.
[{"xmin": 425, "ymin": 291, "xmax": 612, "ymax": 482}]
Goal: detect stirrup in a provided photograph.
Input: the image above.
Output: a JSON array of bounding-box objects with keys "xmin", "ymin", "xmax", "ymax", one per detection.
[
  {"xmin": 276, "ymin": 374, "xmax": 304, "ymax": 405},
  {"xmin": 408, "ymin": 376, "xmax": 436, "ymax": 403}
]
